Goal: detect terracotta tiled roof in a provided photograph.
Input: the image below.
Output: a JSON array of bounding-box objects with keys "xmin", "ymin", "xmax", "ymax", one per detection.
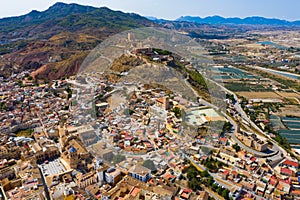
[
  {"xmin": 280, "ymin": 167, "xmax": 293, "ymax": 175},
  {"xmin": 283, "ymin": 160, "xmax": 299, "ymax": 168}
]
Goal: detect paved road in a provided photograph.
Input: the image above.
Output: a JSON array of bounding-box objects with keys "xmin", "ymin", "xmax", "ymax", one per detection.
[
  {"xmin": 184, "ymin": 154, "xmax": 226, "ymax": 200},
  {"xmin": 66, "ymin": 79, "xmax": 91, "ymax": 89},
  {"xmin": 187, "ymin": 153, "xmax": 268, "ymax": 200},
  {"xmin": 204, "ymin": 76, "xmax": 288, "ymax": 161},
  {"xmin": 184, "ymin": 77, "xmax": 274, "ymax": 157},
  {"xmin": 254, "ymin": 66, "xmax": 300, "ymax": 81},
  {"xmin": 36, "ymin": 111, "xmax": 49, "ymax": 138},
  {"xmin": 38, "ymin": 166, "xmax": 51, "ymax": 200}
]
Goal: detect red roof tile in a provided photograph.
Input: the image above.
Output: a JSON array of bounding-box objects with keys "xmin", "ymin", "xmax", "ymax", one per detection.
[
  {"xmin": 223, "ymin": 170, "xmax": 230, "ymax": 175},
  {"xmin": 130, "ymin": 187, "xmax": 140, "ymax": 197},
  {"xmin": 164, "ymin": 173, "xmax": 176, "ymax": 180},
  {"xmin": 283, "ymin": 160, "xmax": 299, "ymax": 168},
  {"xmin": 183, "ymin": 188, "xmax": 193, "ymax": 193},
  {"xmin": 280, "ymin": 178, "xmax": 291, "ymax": 185},
  {"xmin": 269, "ymin": 177, "xmax": 278, "ymax": 186},
  {"xmin": 280, "ymin": 167, "xmax": 293, "ymax": 175},
  {"xmin": 250, "ymin": 157, "xmax": 257, "ymax": 162}
]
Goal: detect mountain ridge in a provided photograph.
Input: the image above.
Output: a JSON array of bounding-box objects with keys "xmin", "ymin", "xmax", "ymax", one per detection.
[
  {"xmin": 0, "ymin": 2, "xmax": 154, "ymax": 40},
  {"xmin": 175, "ymin": 15, "xmax": 300, "ymax": 26},
  {"xmin": 0, "ymin": 3, "xmax": 97, "ymax": 30},
  {"xmin": 0, "ymin": 2, "xmax": 155, "ymax": 80},
  {"xmin": 1, "ymin": 2, "xmax": 299, "ymax": 81}
]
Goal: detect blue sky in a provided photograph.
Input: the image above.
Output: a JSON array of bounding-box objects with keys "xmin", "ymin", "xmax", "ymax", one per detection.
[{"xmin": 1, "ymin": 0, "xmax": 299, "ymax": 20}]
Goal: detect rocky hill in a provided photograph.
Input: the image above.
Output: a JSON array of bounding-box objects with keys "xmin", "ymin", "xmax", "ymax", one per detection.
[{"xmin": 0, "ymin": 2, "xmax": 155, "ymax": 80}]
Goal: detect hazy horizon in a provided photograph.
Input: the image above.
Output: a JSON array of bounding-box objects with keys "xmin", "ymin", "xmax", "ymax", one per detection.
[{"xmin": 0, "ymin": 0, "xmax": 299, "ymax": 21}]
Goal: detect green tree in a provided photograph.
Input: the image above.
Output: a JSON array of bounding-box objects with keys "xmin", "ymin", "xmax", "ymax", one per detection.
[
  {"xmin": 18, "ymin": 80, "xmax": 23, "ymax": 87},
  {"xmin": 188, "ymin": 178, "xmax": 199, "ymax": 190},
  {"xmin": 211, "ymin": 183, "xmax": 218, "ymax": 191},
  {"xmin": 112, "ymin": 154, "xmax": 125, "ymax": 164},
  {"xmin": 217, "ymin": 187, "xmax": 222, "ymax": 195},
  {"xmin": 201, "ymin": 170, "xmax": 209, "ymax": 177},
  {"xmin": 222, "ymin": 121, "xmax": 232, "ymax": 132},
  {"xmin": 232, "ymin": 143, "xmax": 241, "ymax": 152},
  {"xmin": 142, "ymin": 160, "xmax": 157, "ymax": 172},
  {"xmin": 171, "ymin": 107, "xmax": 182, "ymax": 118},
  {"xmin": 207, "ymin": 176, "xmax": 214, "ymax": 186},
  {"xmin": 187, "ymin": 166, "xmax": 199, "ymax": 180},
  {"xmin": 222, "ymin": 189, "xmax": 230, "ymax": 199}
]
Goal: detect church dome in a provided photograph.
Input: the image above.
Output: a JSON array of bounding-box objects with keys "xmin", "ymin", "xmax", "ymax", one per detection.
[{"xmin": 69, "ymin": 146, "xmax": 77, "ymax": 153}]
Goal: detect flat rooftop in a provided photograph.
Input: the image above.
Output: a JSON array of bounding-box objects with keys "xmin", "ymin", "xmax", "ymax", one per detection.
[
  {"xmin": 185, "ymin": 108, "xmax": 225, "ymax": 126},
  {"xmin": 40, "ymin": 159, "xmax": 66, "ymax": 176}
]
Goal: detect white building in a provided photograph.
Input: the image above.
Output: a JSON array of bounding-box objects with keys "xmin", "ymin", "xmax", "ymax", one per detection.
[{"xmin": 129, "ymin": 165, "xmax": 151, "ymax": 182}]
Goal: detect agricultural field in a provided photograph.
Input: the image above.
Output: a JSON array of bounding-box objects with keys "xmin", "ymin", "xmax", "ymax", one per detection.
[
  {"xmin": 225, "ymin": 82, "xmax": 272, "ymax": 92},
  {"xmin": 211, "ymin": 66, "xmax": 259, "ymax": 80},
  {"xmin": 277, "ymin": 117, "xmax": 300, "ymax": 144},
  {"xmin": 237, "ymin": 91, "xmax": 281, "ymax": 99},
  {"xmin": 276, "ymin": 105, "xmax": 300, "ymax": 118},
  {"xmin": 276, "ymin": 92, "xmax": 300, "ymax": 100}
]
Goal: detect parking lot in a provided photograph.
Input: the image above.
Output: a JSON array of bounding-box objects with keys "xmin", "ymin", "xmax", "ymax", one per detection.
[{"xmin": 40, "ymin": 159, "xmax": 66, "ymax": 176}]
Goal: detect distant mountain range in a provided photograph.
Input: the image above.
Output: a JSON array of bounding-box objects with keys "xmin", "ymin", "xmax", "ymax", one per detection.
[
  {"xmin": 0, "ymin": 2, "xmax": 299, "ymax": 81},
  {"xmin": 175, "ymin": 16, "xmax": 300, "ymax": 26},
  {"xmin": 146, "ymin": 15, "xmax": 300, "ymax": 26}
]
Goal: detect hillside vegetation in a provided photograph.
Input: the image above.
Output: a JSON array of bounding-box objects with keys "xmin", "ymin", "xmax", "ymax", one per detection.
[{"xmin": 0, "ymin": 2, "xmax": 155, "ymax": 80}]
